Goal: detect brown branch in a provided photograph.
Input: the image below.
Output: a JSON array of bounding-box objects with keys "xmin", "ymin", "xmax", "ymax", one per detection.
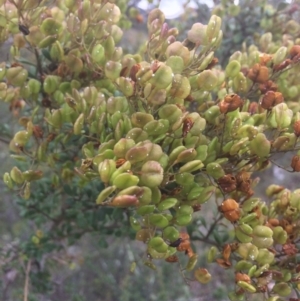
[{"xmin": 23, "ymin": 259, "xmax": 31, "ymax": 301}]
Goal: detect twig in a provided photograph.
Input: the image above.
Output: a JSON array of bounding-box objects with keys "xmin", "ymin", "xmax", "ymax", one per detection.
[{"xmin": 23, "ymin": 259, "xmax": 31, "ymax": 301}]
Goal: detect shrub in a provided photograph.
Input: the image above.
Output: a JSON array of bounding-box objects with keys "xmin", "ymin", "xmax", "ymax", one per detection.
[{"xmin": 1, "ymin": 0, "xmax": 300, "ymax": 300}]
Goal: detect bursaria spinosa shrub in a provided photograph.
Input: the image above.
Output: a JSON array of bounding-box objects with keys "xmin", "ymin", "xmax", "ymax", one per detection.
[{"xmin": 2, "ymin": 0, "xmax": 300, "ymax": 299}]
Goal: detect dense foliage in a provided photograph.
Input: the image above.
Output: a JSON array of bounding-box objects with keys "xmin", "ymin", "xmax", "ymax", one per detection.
[{"xmin": 1, "ymin": 0, "xmax": 300, "ymax": 300}]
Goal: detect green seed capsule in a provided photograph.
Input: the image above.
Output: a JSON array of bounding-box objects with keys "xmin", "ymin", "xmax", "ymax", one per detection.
[
  {"xmin": 185, "ymin": 254, "xmax": 198, "ymax": 271},
  {"xmin": 163, "ymin": 226, "xmax": 180, "ymax": 242},
  {"xmin": 148, "ymin": 214, "xmax": 169, "ymax": 228},
  {"xmin": 136, "ymin": 205, "xmax": 155, "ymax": 215},
  {"xmin": 237, "ymin": 281, "xmax": 256, "ymax": 293},
  {"xmin": 157, "ymin": 198, "xmax": 178, "ymax": 211},
  {"xmin": 96, "ymin": 186, "xmax": 116, "ymax": 204}
]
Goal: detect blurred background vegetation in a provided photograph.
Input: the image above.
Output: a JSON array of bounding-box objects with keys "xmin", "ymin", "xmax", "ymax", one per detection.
[{"xmin": 1, "ymin": 0, "xmax": 300, "ymax": 300}]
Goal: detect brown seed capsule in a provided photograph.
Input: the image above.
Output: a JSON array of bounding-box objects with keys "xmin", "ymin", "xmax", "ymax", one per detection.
[
  {"xmin": 282, "ymin": 243, "xmax": 297, "ymax": 255},
  {"xmin": 219, "ymin": 94, "xmax": 243, "ymax": 114},
  {"xmin": 248, "ymin": 102, "xmax": 259, "ymax": 115},
  {"xmin": 268, "ymin": 218, "xmax": 280, "ymax": 227},
  {"xmin": 258, "ymin": 80, "xmax": 277, "ymax": 94},
  {"xmin": 182, "ymin": 117, "xmax": 194, "ymax": 137},
  {"xmin": 291, "ymin": 155, "xmax": 300, "ymax": 171},
  {"xmin": 216, "ymin": 258, "xmax": 231, "ymax": 268},
  {"xmin": 217, "ymin": 174, "xmax": 237, "ymax": 193},
  {"xmin": 165, "ymin": 255, "xmax": 178, "ymax": 263},
  {"xmin": 32, "ymin": 125, "xmax": 43, "ymax": 139},
  {"xmin": 223, "ymin": 210, "xmax": 241, "ymax": 222},
  {"xmin": 235, "ymin": 272, "xmax": 251, "ymax": 284},
  {"xmin": 293, "ymin": 120, "xmax": 300, "ymax": 137},
  {"xmin": 259, "ymin": 54, "xmax": 273, "ymax": 66},
  {"xmin": 247, "ymin": 63, "xmax": 269, "ymax": 83},
  {"xmin": 129, "ymin": 63, "xmax": 141, "ymax": 82},
  {"xmin": 177, "ymin": 239, "xmax": 190, "ymax": 252},
  {"xmin": 222, "ymin": 244, "xmax": 231, "ymax": 261},
  {"xmin": 290, "ymin": 45, "xmax": 300, "ymax": 59},
  {"xmin": 219, "ymin": 199, "xmax": 239, "ymax": 212},
  {"xmin": 186, "ymin": 246, "xmax": 195, "ymax": 258},
  {"xmin": 260, "ymin": 91, "xmax": 274, "ymax": 109}
]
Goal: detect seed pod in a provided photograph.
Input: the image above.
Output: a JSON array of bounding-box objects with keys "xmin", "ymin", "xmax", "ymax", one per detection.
[
  {"xmin": 225, "ymin": 60, "xmax": 241, "ymax": 78},
  {"xmin": 148, "ymin": 237, "xmax": 169, "ymax": 253},
  {"xmin": 237, "ymin": 281, "xmax": 256, "ymax": 293},
  {"xmin": 116, "ymin": 77, "xmax": 135, "ymax": 97},
  {"xmin": 249, "ymin": 133, "xmax": 270, "ymax": 158},
  {"xmin": 207, "ymin": 246, "xmax": 217, "ymax": 263},
  {"xmin": 73, "ymin": 113, "xmax": 84, "ymax": 135},
  {"xmin": 149, "ymin": 214, "xmax": 169, "ymax": 228},
  {"xmin": 163, "ymin": 226, "xmax": 180, "ymax": 242},
  {"xmin": 91, "ymin": 44, "xmax": 105, "ymax": 64},
  {"xmin": 96, "ymin": 185, "xmax": 116, "ymax": 204},
  {"xmin": 272, "ymin": 226, "xmax": 288, "ymax": 244},
  {"xmin": 6, "ymin": 66, "xmax": 28, "ymax": 86},
  {"xmin": 165, "ymin": 41, "xmax": 190, "ymax": 66},
  {"xmin": 206, "ymin": 15, "xmax": 222, "ymax": 43},
  {"xmin": 137, "ymin": 205, "xmax": 155, "ymax": 215},
  {"xmin": 113, "ymin": 173, "xmax": 139, "ymax": 189},
  {"xmin": 3, "ymin": 172, "xmax": 13, "ymax": 189},
  {"xmin": 175, "ymin": 214, "xmax": 193, "ymax": 226},
  {"xmin": 149, "ymin": 64, "xmax": 173, "ymax": 89},
  {"xmin": 197, "ymin": 70, "xmax": 218, "ymax": 91},
  {"xmin": 185, "ymin": 254, "xmax": 198, "ymax": 271},
  {"xmin": 194, "ymin": 268, "xmax": 212, "ymax": 284},
  {"xmin": 237, "ymin": 243, "xmax": 258, "ymax": 261},
  {"xmin": 235, "ymin": 227, "xmax": 252, "ymax": 243},
  {"xmin": 22, "ymin": 170, "xmax": 43, "ymax": 181},
  {"xmin": 256, "ymin": 248, "xmax": 275, "ymax": 265},
  {"xmin": 272, "ymin": 282, "xmax": 292, "ymax": 297},
  {"xmin": 13, "ymin": 130, "xmax": 30, "ymax": 146},
  {"xmin": 105, "ymin": 61, "xmax": 122, "ymax": 81},
  {"xmin": 157, "ymin": 198, "xmax": 178, "ymax": 211},
  {"xmin": 140, "ymin": 161, "xmax": 164, "ymax": 187},
  {"xmin": 206, "ymin": 162, "xmax": 225, "ymax": 179},
  {"xmin": 219, "ymin": 94, "xmax": 243, "ymax": 114},
  {"xmin": 291, "ymin": 155, "xmax": 300, "ymax": 171},
  {"xmin": 158, "ymin": 104, "xmax": 182, "ymax": 124},
  {"xmin": 10, "ymin": 166, "xmax": 24, "ymax": 184},
  {"xmin": 179, "ymin": 160, "xmax": 204, "ymax": 173},
  {"xmin": 109, "ymin": 195, "xmax": 139, "ymax": 208}
]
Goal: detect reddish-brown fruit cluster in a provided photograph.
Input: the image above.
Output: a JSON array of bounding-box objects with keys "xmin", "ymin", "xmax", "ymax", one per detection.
[
  {"xmin": 282, "ymin": 243, "xmax": 297, "ymax": 256},
  {"xmin": 290, "ymin": 45, "xmax": 300, "ymax": 61},
  {"xmin": 216, "ymin": 243, "xmax": 239, "ymax": 268},
  {"xmin": 236, "ymin": 171, "xmax": 254, "ymax": 196},
  {"xmin": 235, "ymin": 272, "xmax": 251, "ymax": 284},
  {"xmin": 291, "ymin": 155, "xmax": 300, "ymax": 171},
  {"xmin": 258, "ymin": 80, "xmax": 278, "ymax": 94},
  {"xmin": 293, "ymin": 120, "xmax": 300, "ymax": 137},
  {"xmin": 280, "ymin": 219, "xmax": 296, "ymax": 241},
  {"xmin": 219, "ymin": 94, "xmax": 244, "ymax": 114},
  {"xmin": 219, "ymin": 198, "xmax": 240, "ymax": 222},
  {"xmin": 217, "ymin": 174, "xmax": 237, "ymax": 193},
  {"xmin": 176, "ymin": 232, "xmax": 194, "ymax": 257},
  {"xmin": 182, "ymin": 117, "xmax": 194, "ymax": 137},
  {"xmin": 32, "ymin": 125, "xmax": 43, "ymax": 139},
  {"xmin": 259, "ymin": 54, "xmax": 273, "ymax": 66},
  {"xmin": 192, "ymin": 204, "xmax": 201, "ymax": 212},
  {"xmin": 260, "ymin": 91, "xmax": 284, "ymax": 110},
  {"xmin": 247, "ymin": 63, "xmax": 269, "ymax": 83},
  {"xmin": 248, "ymin": 102, "xmax": 259, "ymax": 115},
  {"xmin": 120, "ymin": 63, "xmax": 141, "ymax": 82}
]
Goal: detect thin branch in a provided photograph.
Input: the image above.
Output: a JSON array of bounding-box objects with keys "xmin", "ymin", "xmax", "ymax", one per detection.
[
  {"xmin": 23, "ymin": 259, "xmax": 31, "ymax": 301},
  {"xmin": 0, "ymin": 136, "xmax": 10, "ymax": 144}
]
